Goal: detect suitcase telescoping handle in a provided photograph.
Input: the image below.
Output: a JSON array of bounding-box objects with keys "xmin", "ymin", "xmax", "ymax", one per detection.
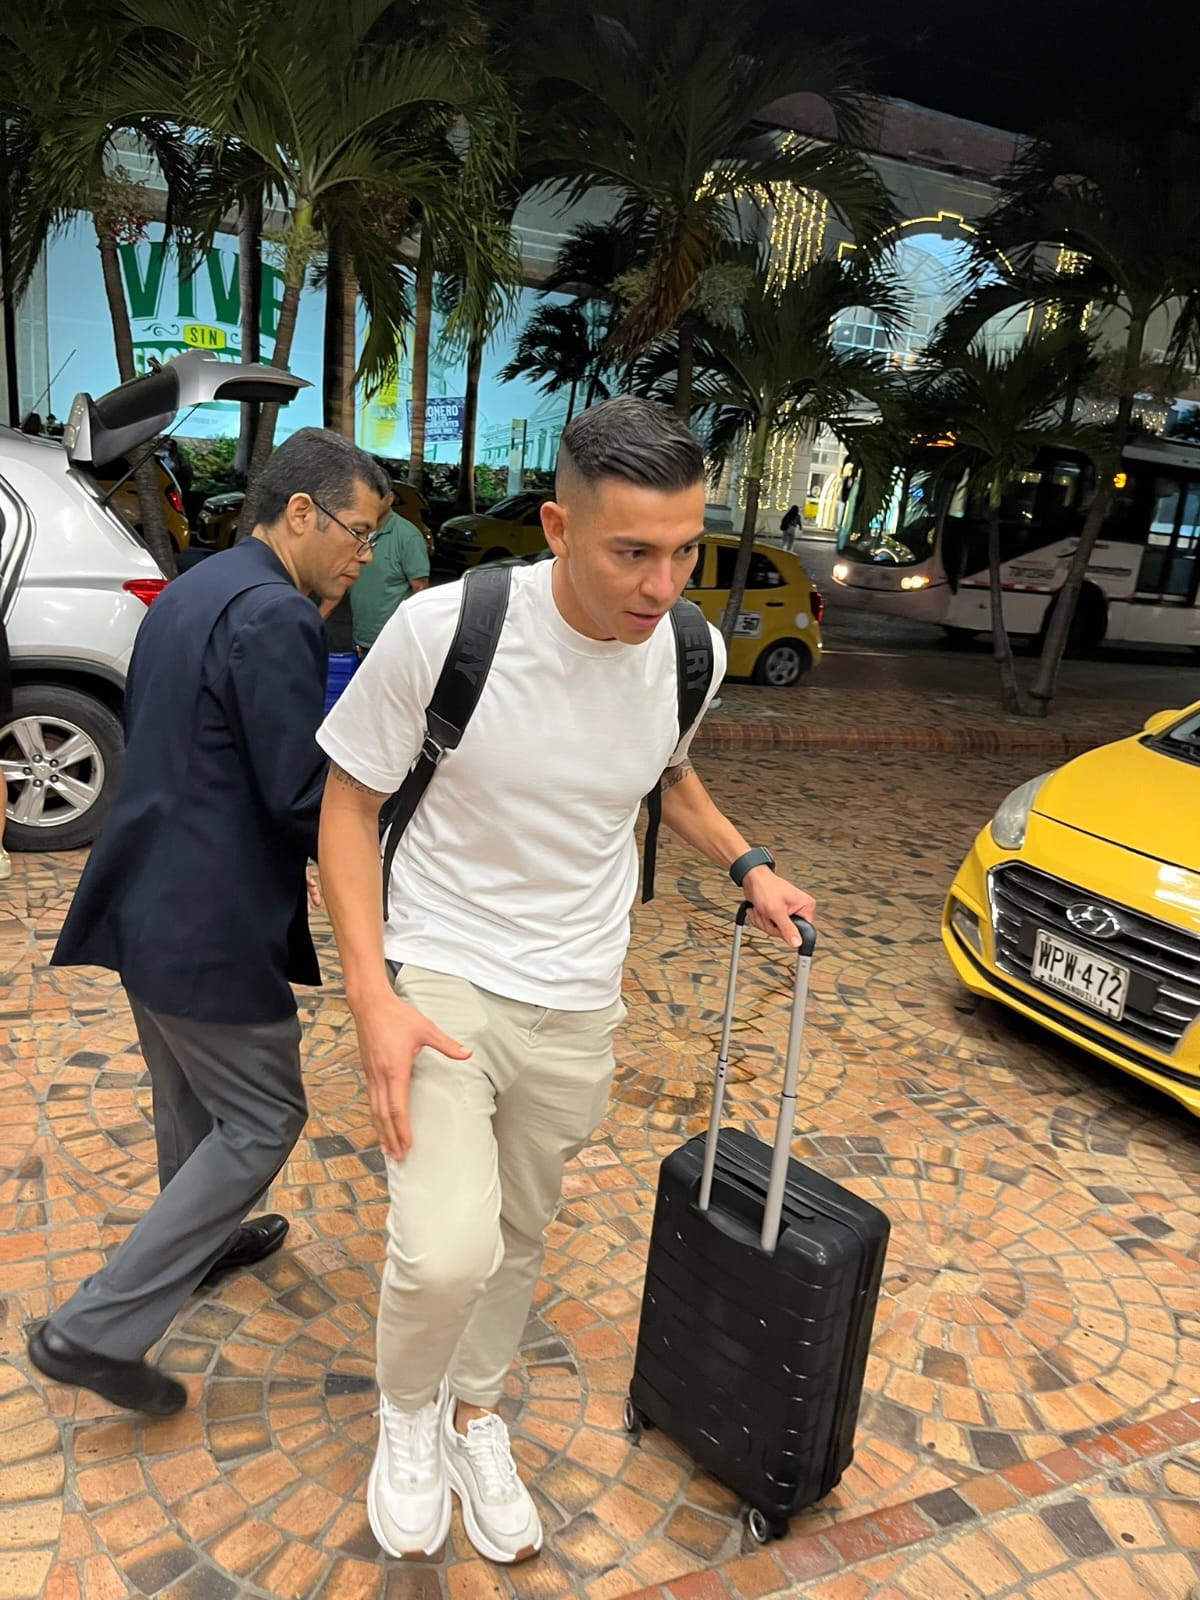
[{"xmin": 698, "ymin": 903, "xmax": 817, "ymax": 1254}]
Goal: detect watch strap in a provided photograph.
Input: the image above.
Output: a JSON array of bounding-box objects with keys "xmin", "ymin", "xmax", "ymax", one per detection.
[{"xmin": 729, "ymin": 846, "xmax": 775, "ymax": 887}]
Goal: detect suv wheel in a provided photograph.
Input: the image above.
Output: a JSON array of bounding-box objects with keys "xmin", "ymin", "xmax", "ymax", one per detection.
[{"xmin": 1, "ymin": 685, "xmax": 123, "ymax": 851}]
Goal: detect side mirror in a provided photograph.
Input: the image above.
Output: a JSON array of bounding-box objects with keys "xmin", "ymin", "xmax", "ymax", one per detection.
[{"xmin": 1143, "ymin": 708, "xmax": 1181, "ymax": 737}]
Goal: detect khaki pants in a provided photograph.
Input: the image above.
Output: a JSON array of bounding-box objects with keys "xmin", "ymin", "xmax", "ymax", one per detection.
[{"xmin": 376, "ymin": 964, "xmax": 625, "ymax": 1409}]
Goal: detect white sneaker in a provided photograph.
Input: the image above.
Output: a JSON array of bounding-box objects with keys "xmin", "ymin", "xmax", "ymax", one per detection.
[
  {"xmin": 442, "ymin": 1403, "xmax": 543, "ymax": 1564},
  {"xmin": 0, "ymin": 849, "xmax": 10, "ymax": 882},
  {"xmin": 367, "ymin": 1379, "xmax": 451, "ymax": 1559}
]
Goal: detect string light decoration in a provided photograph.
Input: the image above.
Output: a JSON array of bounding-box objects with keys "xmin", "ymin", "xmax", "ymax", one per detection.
[
  {"xmin": 766, "ymin": 177, "xmax": 828, "ymax": 290},
  {"xmin": 1044, "ymin": 247, "xmax": 1094, "ymax": 331}
]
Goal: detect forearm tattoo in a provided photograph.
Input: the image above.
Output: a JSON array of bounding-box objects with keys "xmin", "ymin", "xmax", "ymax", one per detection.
[{"xmin": 661, "ymin": 758, "xmax": 695, "ymax": 793}]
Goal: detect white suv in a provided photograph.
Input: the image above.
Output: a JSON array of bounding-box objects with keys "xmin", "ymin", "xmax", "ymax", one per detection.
[{"xmin": 1, "ymin": 352, "xmax": 306, "ymax": 852}]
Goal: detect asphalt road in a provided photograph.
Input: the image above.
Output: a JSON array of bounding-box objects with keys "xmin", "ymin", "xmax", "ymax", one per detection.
[{"xmin": 796, "ymin": 534, "xmax": 1200, "ymax": 707}]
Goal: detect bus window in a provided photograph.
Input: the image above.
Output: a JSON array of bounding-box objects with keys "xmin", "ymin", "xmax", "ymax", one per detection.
[
  {"xmin": 999, "ymin": 471, "xmax": 1041, "ymax": 525},
  {"xmin": 1137, "ymin": 476, "xmax": 1200, "ymax": 599}
]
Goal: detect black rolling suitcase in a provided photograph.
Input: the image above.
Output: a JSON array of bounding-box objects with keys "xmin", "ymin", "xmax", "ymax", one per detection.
[{"xmin": 624, "ymin": 906, "xmax": 890, "ymax": 1545}]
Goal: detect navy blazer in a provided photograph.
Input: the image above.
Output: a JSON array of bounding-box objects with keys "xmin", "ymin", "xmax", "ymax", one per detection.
[{"xmin": 54, "ymin": 539, "xmax": 329, "ymax": 1024}]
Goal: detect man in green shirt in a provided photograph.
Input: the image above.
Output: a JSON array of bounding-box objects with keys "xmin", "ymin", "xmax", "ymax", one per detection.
[{"xmin": 350, "ymin": 501, "xmax": 431, "ymax": 653}]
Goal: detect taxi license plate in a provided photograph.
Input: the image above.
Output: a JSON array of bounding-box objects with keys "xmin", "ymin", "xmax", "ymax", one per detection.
[{"xmin": 1032, "ymin": 929, "xmax": 1129, "ymax": 1021}]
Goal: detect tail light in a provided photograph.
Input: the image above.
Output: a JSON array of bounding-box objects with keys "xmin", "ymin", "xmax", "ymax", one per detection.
[
  {"xmin": 123, "ymin": 579, "xmax": 169, "ymax": 607},
  {"xmin": 166, "ymin": 485, "xmax": 184, "ymax": 515},
  {"xmin": 810, "ymin": 588, "xmax": 825, "ymax": 625}
]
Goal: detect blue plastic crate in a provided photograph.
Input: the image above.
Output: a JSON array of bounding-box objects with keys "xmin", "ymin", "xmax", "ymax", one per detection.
[{"xmin": 324, "ymin": 652, "xmax": 359, "ymax": 715}]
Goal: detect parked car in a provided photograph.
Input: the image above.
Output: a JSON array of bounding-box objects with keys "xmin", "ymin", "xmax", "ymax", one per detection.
[
  {"xmin": 942, "ymin": 702, "xmax": 1200, "ymax": 1117},
  {"xmin": 197, "ymin": 477, "xmax": 431, "ymax": 551},
  {"xmin": 98, "ymin": 455, "xmax": 191, "ymax": 553},
  {"xmin": 478, "ymin": 534, "xmax": 823, "ymax": 687},
  {"xmin": 436, "ymin": 492, "xmax": 553, "ymax": 572},
  {"xmin": 1, "ymin": 350, "xmax": 308, "ymax": 851}
]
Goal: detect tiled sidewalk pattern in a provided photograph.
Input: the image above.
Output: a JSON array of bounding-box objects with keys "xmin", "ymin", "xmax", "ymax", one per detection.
[{"xmin": 1, "ymin": 750, "xmax": 1198, "ymax": 1598}]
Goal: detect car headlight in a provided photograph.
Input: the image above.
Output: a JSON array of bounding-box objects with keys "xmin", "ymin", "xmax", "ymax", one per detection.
[{"xmin": 989, "ymin": 772, "xmax": 1052, "ymax": 850}]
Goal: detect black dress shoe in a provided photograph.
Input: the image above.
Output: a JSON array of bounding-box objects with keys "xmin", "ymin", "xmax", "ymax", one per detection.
[
  {"xmin": 27, "ymin": 1322, "xmax": 187, "ymax": 1417},
  {"xmin": 200, "ymin": 1214, "xmax": 290, "ymax": 1286}
]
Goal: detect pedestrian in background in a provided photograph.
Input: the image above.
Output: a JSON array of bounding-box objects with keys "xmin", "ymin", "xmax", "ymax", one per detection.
[
  {"xmin": 781, "ymin": 503, "xmax": 801, "ymax": 551},
  {"xmin": 350, "ymin": 490, "xmax": 430, "ymax": 657}
]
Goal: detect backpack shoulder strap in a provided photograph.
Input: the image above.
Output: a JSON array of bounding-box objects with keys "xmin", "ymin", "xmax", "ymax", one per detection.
[
  {"xmin": 380, "ymin": 563, "xmax": 511, "ymax": 919},
  {"xmin": 640, "ymin": 597, "xmax": 715, "ymax": 904},
  {"xmin": 671, "ymin": 594, "xmax": 715, "ymax": 737}
]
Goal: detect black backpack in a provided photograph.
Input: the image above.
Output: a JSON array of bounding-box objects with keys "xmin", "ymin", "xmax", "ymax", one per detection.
[{"xmin": 379, "ymin": 563, "xmax": 714, "ymax": 918}]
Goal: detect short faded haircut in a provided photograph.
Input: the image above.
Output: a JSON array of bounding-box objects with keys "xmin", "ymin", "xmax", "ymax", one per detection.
[{"xmin": 556, "ymin": 396, "xmax": 704, "ymax": 496}]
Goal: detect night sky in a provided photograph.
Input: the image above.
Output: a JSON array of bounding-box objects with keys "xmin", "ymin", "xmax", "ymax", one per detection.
[{"xmin": 778, "ymin": 0, "xmax": 1195, "ymax": 136}]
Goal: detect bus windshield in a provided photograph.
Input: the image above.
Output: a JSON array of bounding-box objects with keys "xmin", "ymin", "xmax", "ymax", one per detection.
[{"xmin": 837, "ymin": 471, "xmax": 942, "ymax": 566}]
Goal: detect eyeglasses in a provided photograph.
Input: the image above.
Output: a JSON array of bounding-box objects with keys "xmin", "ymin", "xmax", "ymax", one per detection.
[{"xmin": 312, "ymin": 498, "xmax": 380, "ymax": 551}]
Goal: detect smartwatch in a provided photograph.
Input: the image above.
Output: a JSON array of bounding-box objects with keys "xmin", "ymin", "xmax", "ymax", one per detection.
[{"xmin": 729, "ymin": 846, "xmax": 775, "ymax": 888}]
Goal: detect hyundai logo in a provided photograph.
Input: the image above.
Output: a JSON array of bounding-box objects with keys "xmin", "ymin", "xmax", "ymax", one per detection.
[{"xmin": 1066, "ymin": 903, "xmax": 1122, "ymax": 940}]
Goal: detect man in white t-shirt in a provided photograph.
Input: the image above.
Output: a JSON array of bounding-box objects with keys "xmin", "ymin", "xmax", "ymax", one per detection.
[{"xmin": 316, "ymin": 397, "xmax": 815, "ymax": 1567}]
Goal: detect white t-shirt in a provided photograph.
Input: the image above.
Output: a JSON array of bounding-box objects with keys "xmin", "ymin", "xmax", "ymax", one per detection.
[{"xmin": 317, "ymin": 558, "xmax": 724, "ymax": 1010}]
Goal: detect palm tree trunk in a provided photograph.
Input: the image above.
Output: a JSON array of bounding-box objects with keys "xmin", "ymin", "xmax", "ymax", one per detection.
[
  {"xmin": 235, "ymin": 187, "xmax": 262, "ymax": 480},
  {"xmin": 323, "ymin": 233, "xmax": 345, "ymax": 435},
  {"xmin": 408, "ymin": 234, "xmax": 433, "ymax": 488},
  {"xmin": 96, "ymin": 223, "xmax": 176, "ymax": 578},
  {"xmin": 453, "ymin": 330, "xmax": 483, "ymax": 514},
  {"xmin": 246, "ymin": 279, "xmax": 302, "ymax": 497},
  {"xmin": 675, "ymin": 318, "xmax": 695, "ymax": 419},
  {"xmin": 987, "ymin": 502, "xmax": 1027, "ymax": 715},
  {"xmin": 565, "ymin": 378, "xmax": 578, "ymax": 425},
  {"xmin": 721, "ymin": 421, "xmax": 769, "ymax": 643},
  {"xmin": 322, "ymin": 233, "xmax": 358, "ymax": 440},
  {"xmin": 1029, "ymin": 311, "xmax": 1147, "ymax": 715}
]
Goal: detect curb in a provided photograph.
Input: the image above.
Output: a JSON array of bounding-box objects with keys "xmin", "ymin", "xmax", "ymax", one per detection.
[
  {"xmin": 693, "ymin": 721, "xmax": 1113, "ymax": 758},
  {"xmin": 621, "ymin": 1398, "xmax": 1200, "ymax": 1600}
]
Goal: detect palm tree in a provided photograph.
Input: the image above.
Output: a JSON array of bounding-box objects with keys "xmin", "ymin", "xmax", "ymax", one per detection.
[
  {"xmin": 532, "ymin": 0, "xmax": 894, "ymax": 415},
  {"xmin": 538, "ymin": 219, "xmax": 647, "ymax": 405},
  {"xmin": 434, "ymin": 241, "xmax": 519, "ymax": 514},
  {"xmin": 949, "ymin": 122, "xmax": 1200, "ymax": 712},
  {"xmin": 117, "ymin": 0, "xmax": 510, "ymax": 493},
  {"xmin": 3, "ymin": 2, "xmax": 187, "ymax": 573},
  {"xmin": 499, "ymin": 303, "xmax": 609, "ymax": 424},
  {"xmin": 654, "ymin": 257, "xmax": 904, "ymax": 646},
  {"xmin": 917, "ymin": 327, "xmax": 1103, "ymax": 715}
]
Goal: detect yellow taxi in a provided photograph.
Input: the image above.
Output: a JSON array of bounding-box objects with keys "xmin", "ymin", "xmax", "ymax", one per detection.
[
  {"xmin": 101, "ymin": 457, "xmax": 190, "ymax": 553},
  {"xmin": 942, "ymin": 702, "xmax": 1200, "ymax": 1117},
  {"xmin": 687, "ymin": 537, "xmax": 823, "ymax": 686},
  {"xmin": 436, "ymin": 492, "xmax": 551, "ymax": 571},
  {"xmin": 477, "ymin": 532, "xmax": 824, "ymax": 688}
]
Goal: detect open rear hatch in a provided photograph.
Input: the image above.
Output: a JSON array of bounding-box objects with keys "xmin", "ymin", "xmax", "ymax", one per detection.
[{"xmin": 63, "ymin": 350, "xmax": 310, "ymax": 469}]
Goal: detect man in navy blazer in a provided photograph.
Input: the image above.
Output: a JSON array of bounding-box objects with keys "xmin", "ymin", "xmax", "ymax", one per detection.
[{"xmin": 28, "ymin": 428, "xmax": 392, "ymax": 1416}]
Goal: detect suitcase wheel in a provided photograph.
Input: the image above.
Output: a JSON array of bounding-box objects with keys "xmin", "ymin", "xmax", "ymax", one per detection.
[
  {"xmin": 746, "ymin": 1507, "xmax": 789, "ymax": 1545},
  {"xmin": 622, "ymin": 1394, "xmax": 653, "ymax": 1441}
]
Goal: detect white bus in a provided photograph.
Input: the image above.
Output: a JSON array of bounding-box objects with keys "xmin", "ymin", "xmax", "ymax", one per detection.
[{"xmin": 830, "ymin": 436, "xmax": 1200, "ymax": 652}]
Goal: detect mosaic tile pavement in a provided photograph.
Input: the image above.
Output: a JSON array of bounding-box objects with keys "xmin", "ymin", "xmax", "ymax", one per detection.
[{"xmin": 1, "ymin": 749, "xmax": 1199, "ymax": 1600}]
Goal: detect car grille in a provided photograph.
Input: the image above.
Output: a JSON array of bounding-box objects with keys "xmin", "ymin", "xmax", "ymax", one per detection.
[{"xmin": 989, "ymin": 863, "xmax": 1200, "ymax": 1055}]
